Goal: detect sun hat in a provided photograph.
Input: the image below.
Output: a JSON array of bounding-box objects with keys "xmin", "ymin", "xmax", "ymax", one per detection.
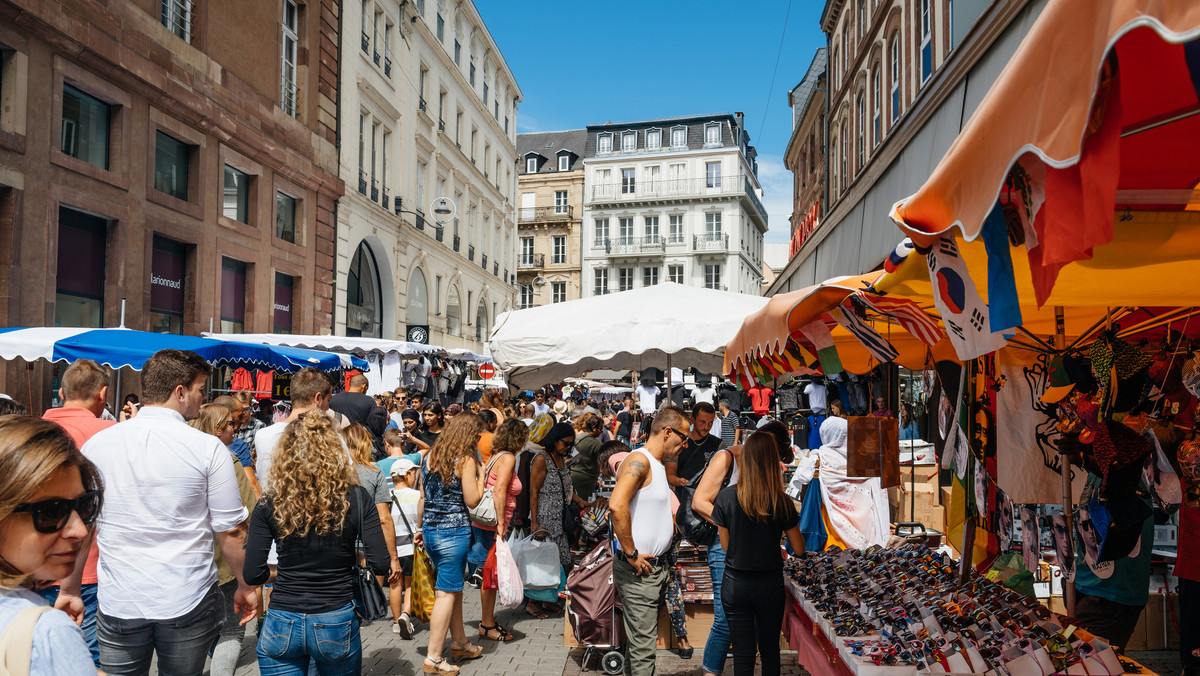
[
  {"xmin": 389, "ymin": 458, "xmax": 418, "ymax": 477},
  {"xmin": 1040, "ymin": 356, "xmax": 1077, "ymax": 404},
  {"xmin": 553, "ymin": 400, "xmax": 568, "ymax": 415}
]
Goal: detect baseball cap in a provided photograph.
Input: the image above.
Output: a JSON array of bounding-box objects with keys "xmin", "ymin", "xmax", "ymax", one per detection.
[
  {"xmin": 390, "ymin": 458, "xmax": 418, "ymax": 477},
  {"xmin": 1040, "ymin": 356, "xmax": 1076, "ymax": 404}
]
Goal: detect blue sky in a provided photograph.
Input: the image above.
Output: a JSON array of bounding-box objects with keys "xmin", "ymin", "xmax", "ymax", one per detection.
[{"xmin": 477, "ymin": 1, "xmax": 826, "ymax": 244}]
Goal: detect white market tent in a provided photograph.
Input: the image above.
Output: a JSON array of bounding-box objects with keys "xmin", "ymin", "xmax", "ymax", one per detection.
[{"xmin": 488, "ymin": 282, "xmax": 770, "ymax": 390}]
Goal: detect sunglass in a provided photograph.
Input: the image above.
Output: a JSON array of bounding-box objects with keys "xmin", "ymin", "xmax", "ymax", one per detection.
[
  {"xmin": 13, "ymin": 490, "xmax": 102, "ymax": 534},
  {"xmin": 667, "ymin": 427, "xmax": 689, "ymax": 442}
]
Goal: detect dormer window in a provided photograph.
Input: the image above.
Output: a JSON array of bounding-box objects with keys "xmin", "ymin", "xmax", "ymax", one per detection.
[
  {"xmin": 670, "ymin": 126, "xmax": 686, "ymax": 149},
  {"xmin": 646, "ymin": 128, "xmax": 661, "ymax": 150},
  {"xmin": 525, "ymin": 156, "xmax": 538, "ymax": 173},
  {"xmin": 598, "ymin": 133, "xmax": 613, "ymax": 154},
  {"xmin": 557, "ymin": 153, "xmax": 570, "ymax": 171},
  {"xmin": 704, "ymin": 122, "xmax": 721, "ymax": 147},
  {"xmin": 621, "ymin": 131, "xmax": 636, "ymax": 153}
]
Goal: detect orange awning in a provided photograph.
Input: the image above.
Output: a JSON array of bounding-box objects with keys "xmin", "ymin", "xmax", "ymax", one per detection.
[{"xmin": 890, "ymin": 0, "xmax": 1200, "ymax": 305}]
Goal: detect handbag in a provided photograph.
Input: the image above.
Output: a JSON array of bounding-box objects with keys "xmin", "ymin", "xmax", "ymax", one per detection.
[
  {"xmin": 468, "ymin": 452, "xmax": 510, "ymax": 527},
  {"xmin": 675, "ymin": 449, "xmax": 734, "ymax": 547},
  {"xmin": 0, "ymin": 606, "xmax": 51, "ymax": 676},
  {"xmin": 349, "ymin": 489, "xmax": 389, "ymax": 623},
  {"xmin": 558, "ymin": 463, "xmax": 578, "ymax": 535},
  {"xmin": 411, "ymin": 545, "xmax": 436, "ymax": 622}
]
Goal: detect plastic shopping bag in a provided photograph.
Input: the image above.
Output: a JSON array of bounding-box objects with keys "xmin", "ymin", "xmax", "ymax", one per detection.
[
  {"xmin": 495, "ymin": 536, "xmax": 524, "ymax": 609},
  {"xmin": 411, "ymin": 545, "xmax": 436, "ymax": 622},
  {"xmin": 511, "ymin": 532, "xmax": 561, "ymax": 589}
]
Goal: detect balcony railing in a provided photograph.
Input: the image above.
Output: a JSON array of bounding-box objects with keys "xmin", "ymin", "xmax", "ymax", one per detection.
[
  {"xmin": 434, "ymin": 226, "xmax": 444, "ymax": 242},
  {"xmin": 384, "ymin": 56, "xmax": 392, "ymax": 76},
  {"xmin": 370, "ymin": 180, "xmax": 378, "ymax": 202},
  {"xmin": 587, "ymin": 174, "xmax": 769, "ymax": 222},
  {"xmin": 357, "ymin": 171, "xmax": 367, "ymax": 195},
  {"xmin": 453, "ymin": 235, "xmax": 460, "ymax": 252},
  {"xmin": 468, "ymin": 245, "xmax": 475, "ymax": 261},
  {"xmin": 380, "ymin": 189, "xmax": 389, "ymax": 209},
  {"xmin": 493, "ymin": 262, "xmax": 499, "ymax": 276},
  {"xmin": 414, "ymin": 213, "xmax": 425, "ymax": 231},
  {"xmin": 518, "ymin": 205, "xmax": 573, "ymax": 222},
  {"xmin": 418, "ymin": 97, "xmax": 427, "ymax": 112},
  {"xmin": 693, "ymin": 233, "xmax": 729, "ymax": 251},
  {"xmin": 481, "ymin": 253, "xmax": 488, "ymax": 269},
  {"xmin": 361, "ymin": 32, "xmax": 369, "ymax": 52},
  {"xmin": 605, "ymin": 237, "xmax": 665, "ymax": 256},
  {"xmin": 518, "ymin": 253, "xmax": 545, "ymax": 269},
  {"xmin": 373, "ymin": 50, "xmax": 380, "ymax": 65}
]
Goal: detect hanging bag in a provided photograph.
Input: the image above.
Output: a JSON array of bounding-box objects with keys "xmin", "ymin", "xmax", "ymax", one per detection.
[
  {"xmin": 675, "ymin": 449, "xmax": 734, "ymax": 546},
  {"xmin": 468, "ymin": 452, "xmax": 510, "ymax": 527},
  {"xmin": 349, "ymin": 489, "xmax": 390, "ymax": 624},
  {"xmin": 495, "ymin": 536, "xmax": 524, "ymax": 609},
  {"xmin": 845, "ymin": 416, "xmax": 901, "ymax": 487}
]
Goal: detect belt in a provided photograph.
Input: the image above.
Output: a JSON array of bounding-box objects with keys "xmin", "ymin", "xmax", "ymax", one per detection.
[{"xmin": 619, "ymin": 552, "xmax": 663, "ymax": 566}]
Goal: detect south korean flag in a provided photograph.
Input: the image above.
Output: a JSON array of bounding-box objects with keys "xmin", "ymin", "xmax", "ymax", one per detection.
[{"xmin": 927, "ymin": 234, "xmax": 1008, "ymax": 360}]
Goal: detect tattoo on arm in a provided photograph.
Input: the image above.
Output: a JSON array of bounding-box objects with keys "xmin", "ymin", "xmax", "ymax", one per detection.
[{"xmin": 620, "ymin": 458, "xmax": 647, "ymax": 483}]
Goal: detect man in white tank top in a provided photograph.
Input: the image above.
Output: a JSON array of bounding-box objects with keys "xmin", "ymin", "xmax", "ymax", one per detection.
[{"xmin": 609, "ymin": 406, "xmax": 691, "ymax": 676}]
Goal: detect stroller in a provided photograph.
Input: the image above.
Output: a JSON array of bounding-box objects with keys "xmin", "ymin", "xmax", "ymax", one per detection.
[{"xmin": 566, "ymin": 537, "xmax": 624, "ymax": 674}]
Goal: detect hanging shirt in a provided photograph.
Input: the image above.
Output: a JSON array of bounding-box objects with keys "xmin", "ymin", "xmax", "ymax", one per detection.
[
  {"xmin": 230, "ymin": 368, "xmax": 253, "ymax": 391},
  {"xmin": 255, "ymin": 371, "xmax": 274, "ymax": 400},
  {"xmin": 804, "ymin": 382, "xmax": 827, "ymax": 414},
  {"xmin": 635, "ymin": 384, "xmax": 660, "ymax": 415},
  {"xmin": 748, "ymin": 385, "xmax": 774, "ymax": 415}
]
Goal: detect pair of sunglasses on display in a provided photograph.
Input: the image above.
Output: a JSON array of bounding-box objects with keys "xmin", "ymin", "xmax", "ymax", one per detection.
[{"xmin": 14, "ymin": 490, "xmax": 101, "ymax": 533}]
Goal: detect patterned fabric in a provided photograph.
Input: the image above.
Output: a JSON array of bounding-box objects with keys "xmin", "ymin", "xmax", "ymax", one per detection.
[
  {"xmin": 535, "ymin": 450, "xmax": 573, "ymax": 570},
  {"xmin": 411, "ymin": 545, "xmax": 436, "ymax": 622},
  {"xmin": 421, "ymin": 461, "xmax": 470, "ymax": 529},
  {"xmin": 856, "ymin": 293, "xmax": 944, "ymax": 346},
  {"xmin": 235, "ymin": 416, "xmax": 265, "ymax": 458}
]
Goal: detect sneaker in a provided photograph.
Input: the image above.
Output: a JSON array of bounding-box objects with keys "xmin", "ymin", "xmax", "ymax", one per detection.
[
  {"xmin": 392, "ymin": 620, "xmax": 402, "ymax": 635},
  {"xmin": 398, "ymin": 613, "xmax": 414, "ymax": 640},
  {"xmin": 467, "ymin": 571, "xmax": 483, "ymax": 589}
]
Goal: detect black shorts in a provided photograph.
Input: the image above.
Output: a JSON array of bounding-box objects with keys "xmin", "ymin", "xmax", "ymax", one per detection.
[{"xmin": 398, "ymin": 554, "xmax": 413, "ymax": 577}]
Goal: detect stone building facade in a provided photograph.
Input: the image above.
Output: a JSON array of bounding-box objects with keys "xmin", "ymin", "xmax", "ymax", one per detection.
[
  {"xmin": 515, "ymin": 129, "xmax": 586, "ymax": 308},
  {"xmin": 335, "ymin": 0, "xmax": 519, "ymax": 349},
  {"xmin": 783, "ymin": 48, "xmax": 827, "ymax": 260},
  {"xmin": 0, "ymin": 0, "xmax": 342, "ymax": 406}
]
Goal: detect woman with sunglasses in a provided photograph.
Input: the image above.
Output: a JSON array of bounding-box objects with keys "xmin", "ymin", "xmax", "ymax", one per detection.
[
  {"xmin": 189, "ymin": 404, "xmax": 259, "ymax": 676},
  {"xmin": 529, "ymin": 423, "xmax": 576, "ymax": 578},
  {"xmin": 0, "ymin": 415, "xmax": 103, "ymax": 675}
]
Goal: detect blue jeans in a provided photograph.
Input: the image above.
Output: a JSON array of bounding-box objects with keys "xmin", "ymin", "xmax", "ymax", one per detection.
[
  {"xmin": 702, "ymin": 540, "xmax": 732, "ymax": 674},
  {"xmin": 256, "ymin": 603, "xmax": 361, "ymax": 676},
  {"xmin": 98, "ymin": 582, "xmax": 224, "ymax": 676},
  {"xmin": 423, "ymin": 525, "xmax": 472, "ymax": 592},
  {"xmin": 35, "ymin": 583, "xmax": 100, "ymax": 668},
  {"xmin": 467, "ymin": 526, "xmax": 496, "ymax": 575}
]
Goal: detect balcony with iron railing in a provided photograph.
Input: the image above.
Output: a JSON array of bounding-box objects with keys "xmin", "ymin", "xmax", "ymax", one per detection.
[
  {"xmin": 587, "ymin": 174, "xmax": 769, "ymax": 222},
  {"xmin": 453, "ymin": 235, "xmax": 460, "ymax": 252},
  {"xmin": 518, "ymin": 205, "xmax": 573, "ymax": 222},
  {"xmin": 693, "ymin": 233, "xmax": 729, "ymax": 252},
  {"xmin": 518, "ymin": 253, "xmax": 545, "ymax": 269},
  {"xmin": 434, "ymin": 225, "xmax": 444, "ymax": 242},
  {"xmin": 357, "ymin": 170, "xmax": 367, "ymax": 195},
  {"xmin": 370, "ymin": 179, "xmax": 378, "ymax": 202},
  {"xmin": 493, "ymin": 262, "xmax": 499, "ymax": 276},
  {"xmin": 481, "ymin": 253, "xmax": 488, "ymax": 269},
  {"xmin": 381, "ymin": 188, "xmax": 389, "ymax": 209},
  {"xmin": 468, "ymin": 245, "xmax": 475, "ymax": 261},
  {"xmin": 361, "ymin": 32, "xmax": 369, "ymax": 52},
  {"xmin": 604, "ymin": 237, "xmax": 665, "ymax": 256}
]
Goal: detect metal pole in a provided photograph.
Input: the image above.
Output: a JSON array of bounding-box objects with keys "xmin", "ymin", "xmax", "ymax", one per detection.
[
  {"xmin": 666, "ymin": 355, "xmax": 673, "ymax": 407},
  {"xmin": 1055, "ymin": 306, "xmax": 1077, "ymax": 616}
]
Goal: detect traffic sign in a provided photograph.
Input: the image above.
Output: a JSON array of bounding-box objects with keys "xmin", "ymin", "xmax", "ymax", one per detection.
[{"xmin": 478, "ymin": 363, "xmax": 495, "ymax": 379}]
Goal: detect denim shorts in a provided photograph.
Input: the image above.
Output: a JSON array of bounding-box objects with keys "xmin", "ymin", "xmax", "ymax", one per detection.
[
  {"xmin": 467, "ymin": 525, "xmax": 497, "ymax": 570},
  {"xmin": 423, "ymin": 525, "xmax": 472, "ymax": 592}
]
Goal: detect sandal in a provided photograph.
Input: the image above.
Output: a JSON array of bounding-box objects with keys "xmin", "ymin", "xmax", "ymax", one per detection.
[
  {"xmin": 450, "ymin": 642, "xmax": 484, "ymax": 661},
  {"xmin": 479, "ymin": 622, "xmax": 513, "ymax": 641},
  {"xmin": 524, "ymin": 602, "xmax": 549, "ymax": 619},
  {"xmin": 423, "ymin": 657, "xmax": 460, "ymax": 674}
]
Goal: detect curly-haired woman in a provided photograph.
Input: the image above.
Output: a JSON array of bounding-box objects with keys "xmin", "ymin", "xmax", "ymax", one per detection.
[
  {"xmin": 244, "ymin": 411, "xmax": 391, "ymax": 676},
  {"xmin": 415, "ymin": 414, "xmax": 485, "ymax": 674},
  {"xmin": 0, "ymin": 416, "xmax": 102, "ymax": 675}
]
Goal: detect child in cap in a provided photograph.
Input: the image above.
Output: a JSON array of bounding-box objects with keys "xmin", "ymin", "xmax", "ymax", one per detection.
[{"xmin": 389, "ymin": 458, "xmax": 421, "ymax": 638}]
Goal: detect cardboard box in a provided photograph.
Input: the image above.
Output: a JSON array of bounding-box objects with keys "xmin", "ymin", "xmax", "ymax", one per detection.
[
  {"xmin": 897, "ymin": 483, "xmax": 937, "ymax": 522},
  {"xmin": 671, "ymin": 602, "xmax": 715, "ymax": 650},
  {"xmin": 1041, "ymin": 593, "xmax": 1179, "ymax": 651},
  {"xmin": 900, "ymin": 463, "xmax": 939, "ymax": 490}
]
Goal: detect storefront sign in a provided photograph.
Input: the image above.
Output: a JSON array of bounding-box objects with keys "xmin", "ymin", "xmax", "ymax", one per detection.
[
  {"xmin": 273, "ymin": 273, "xmax": 293, "ymax": 332},
  {"xmin": 150, "ymin": 244, "xmax": 185, "ymax": 314}
]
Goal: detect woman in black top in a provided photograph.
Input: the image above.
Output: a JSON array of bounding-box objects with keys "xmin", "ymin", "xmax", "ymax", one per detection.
[
  {"xmin": 710, "ymin": 430, "xmax": 805, "ymax": 676},
  {"xmin": 244, "ymin": 411, "xmax": 392, "ymax": 676}
]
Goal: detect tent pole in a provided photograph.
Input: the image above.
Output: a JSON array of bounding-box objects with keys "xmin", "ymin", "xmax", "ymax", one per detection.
[
  {"xmin": 1055, "ymin": 306, "xmax": 1077, "ymax": 616},
  {"xmin": 666, "ymin": 355, "xmax": 673, "ymax": 407},
  {"xmin": 958, "ymin": 359, "xmax": 976, "ymax": 583}
]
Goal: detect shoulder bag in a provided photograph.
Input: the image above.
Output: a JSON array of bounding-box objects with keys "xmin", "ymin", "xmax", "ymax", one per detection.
[
  {"xmin": 468, "ymin": 452, "xmax": 510, "ymax": 527},
  {"xmin": 0, "ymin": 606, "xmax": 52, "ymax": 676},
  {"xmin": 350, "ymin": 487, "xmax": 390, "ymax": 623},
  {"xmin": 675, "ymin": 448, "xmax": 734, "ymax": 547},
  {"xmin": 559, "ymin": 459, "xmax": 578, "ymax": 535}
]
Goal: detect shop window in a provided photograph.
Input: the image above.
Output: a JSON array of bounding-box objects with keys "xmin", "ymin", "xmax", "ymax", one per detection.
[
  {"xmin": 220, "ymin": 257, "xmax": 247, "ymax": 333},
  {"xmin": 149, "ymin": 235, "xmax": 187, "ymax": 334},
  {"xmin": 55, "ymin": 207, "xmax": 107, "ymax": 328}
]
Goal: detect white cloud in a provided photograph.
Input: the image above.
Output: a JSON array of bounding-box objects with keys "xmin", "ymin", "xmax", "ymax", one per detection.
[{"xmin": 755, "ymin": 153, "xmax": 793, "ymax": 244}]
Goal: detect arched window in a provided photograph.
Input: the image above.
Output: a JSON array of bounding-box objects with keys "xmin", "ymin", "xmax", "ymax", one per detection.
[
  {"xmin": 840, "ymin": 119, "xmax": 848, "ymax": 192},
  {"xmin": 856, "ymin": 89, "xmax": 865, "ymax": 171},
  {"xmin": 407, "ymin": 267, "xmax": 428, "ymax": 327},
  {"xmin": 475, "ymin": 297, "xmax": 488, "ymax": 342},
  {"xmin": 890, "ymin": 33, "xmax": 900, "ymax": 123},
  {"xmin": 446, "ymin": 285, "xmax": 461, "ymax": 336},
  {"xmin": 346, "ymin": 241, "xmax": 381, "ymax": 337},
  {"xmin": 872, "ymin": 67, "xmax": 882, "ymax": 147}
]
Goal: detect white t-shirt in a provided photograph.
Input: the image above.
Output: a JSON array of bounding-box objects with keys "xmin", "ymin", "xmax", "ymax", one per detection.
[
  {"xmin": 82, "ymin": 407, "xmax": 248, "ymax": 620},
  {"xmin": 390, "ymin": 487, "xmax": 420, "ymax": 557},
  {"xmin": 254, "ymin": 421, "xmax": 289, "ymax": 492},
  {"xmin": 532, "ymin": 402, "xmax": 551, "ymax": 417},
  {"xmin": 804, "ymin": 383, "xmax": 828, "ymax": 414},
  {"xmin": 635, "ymin": 384, "xmax": 660, "ymax": 415},
  {"xmin": 691, "ymin": 384, "xmax": 716, "ymax": 405}
]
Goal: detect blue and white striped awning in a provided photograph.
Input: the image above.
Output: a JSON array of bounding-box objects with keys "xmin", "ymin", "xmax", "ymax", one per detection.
[{"xmin": 0, "ymin": 327, "xmax": 368, "ymax": 373}]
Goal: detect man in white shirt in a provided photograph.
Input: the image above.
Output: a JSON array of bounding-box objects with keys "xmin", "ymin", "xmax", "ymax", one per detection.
[
  {"xmin": 255, "ymin": 367, "xmax": 334, "ymax": 491},
  {"xmin": 531, "ymin": 391, "xmax": 551, "ymax": 417},
  {"xmin": 610, "ymin": 406, "xmax": 690, "ymax": 676},
  {"xmin": 73, "ymin": 349, "xmax": 255, "ymax": 675}
]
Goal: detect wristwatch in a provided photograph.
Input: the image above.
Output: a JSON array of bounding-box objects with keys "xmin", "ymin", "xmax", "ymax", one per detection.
[{"xmin": 624, "ymin": 548, "xmax": 639, "ymax": 561}]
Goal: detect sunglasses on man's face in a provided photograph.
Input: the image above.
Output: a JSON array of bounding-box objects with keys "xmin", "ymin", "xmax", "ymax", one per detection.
[
  {"xmin": 667, "ymin": 427, "xmax": 689, "ymax": 442},
  {"xmin": 13, "ymin": 490, "xmax": 102, "ymax": 534}
]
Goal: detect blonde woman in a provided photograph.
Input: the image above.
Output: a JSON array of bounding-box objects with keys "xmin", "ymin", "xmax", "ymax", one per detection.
[
  {"xmin": 189, "ymin": 404, "xmax": 258, "ymax": 676},
  {"xmin": 0, "ymin": 416, "xmax": 102, "ymax": 674},
  {"xmin": 344, "ymin": 424, "xmax": 403, "ymax": 584},
  {"xmin": 414, "ymin": 414, "xmax": 485, "ymax": 674},
  {"xmin": 244, "ymin": 411, "xmax": 391, "ymax": 675}
]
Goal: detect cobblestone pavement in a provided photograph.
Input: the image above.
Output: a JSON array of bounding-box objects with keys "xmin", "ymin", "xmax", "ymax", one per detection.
[{"xmin": 175, "ymin": 593, "xmax": 1182, "ymax": 675}]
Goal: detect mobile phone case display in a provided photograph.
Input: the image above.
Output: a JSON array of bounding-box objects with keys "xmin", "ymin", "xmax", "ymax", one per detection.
[{"xmin": 785, "ymin": 544, "xmax": 1125, "ymax": 675}]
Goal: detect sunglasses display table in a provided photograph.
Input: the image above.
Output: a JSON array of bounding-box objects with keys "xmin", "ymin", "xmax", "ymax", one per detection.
[{"xmin": 782, "ymin": 546, "xmax": 1158, "ymax": 675}]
